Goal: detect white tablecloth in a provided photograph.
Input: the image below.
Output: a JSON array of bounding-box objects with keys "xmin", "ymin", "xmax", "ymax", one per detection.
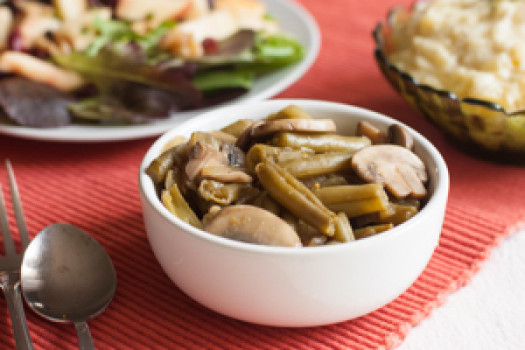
[{"xmin": 397, "ymin": 228, "xmax": 525, "ymax": 350}]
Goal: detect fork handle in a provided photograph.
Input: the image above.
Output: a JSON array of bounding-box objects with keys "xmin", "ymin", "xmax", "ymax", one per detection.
[{"xmin": 3, "ymin": 282, "xmax": 34, "ymax": 350}]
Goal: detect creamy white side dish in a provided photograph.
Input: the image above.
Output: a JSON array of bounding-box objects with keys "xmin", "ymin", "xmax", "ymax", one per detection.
[{"xmin": 388, "ymin": 0, "xmax": 525, "ymax": 112}]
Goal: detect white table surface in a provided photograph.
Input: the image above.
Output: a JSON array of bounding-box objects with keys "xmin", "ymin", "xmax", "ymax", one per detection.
[{"xmin": 397, "ymin": 227, "xmax": 525, "ymax": 350}]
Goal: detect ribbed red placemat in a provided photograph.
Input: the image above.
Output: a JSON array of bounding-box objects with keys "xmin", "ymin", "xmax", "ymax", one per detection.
[{"xmin": 1, "ymin": 1, "xmax": 525, "ymax": 349}]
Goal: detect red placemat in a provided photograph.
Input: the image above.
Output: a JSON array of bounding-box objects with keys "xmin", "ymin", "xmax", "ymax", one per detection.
[{"xmin": 1, "ymin": 1, "xmax": 525, "ymax": 349}]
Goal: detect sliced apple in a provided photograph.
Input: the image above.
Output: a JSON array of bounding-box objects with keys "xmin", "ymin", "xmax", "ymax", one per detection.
[
  {"xmin": 160, "ymin": 10, "xmax": 239, "ymax": 59},
  {"xmin": 0, "ymin": 7, "xmax": 13, "ymax": 50},
  {"xmin": 53, "ymin": 0, "xmax": 87, "ymax": 22},
  {"xmin": 0, "ymin": 51, "xmax": 85, "ymax": 92},
  {"xmin": 115, "ymin": 0, "xmax": 192, "ymax": 22}
]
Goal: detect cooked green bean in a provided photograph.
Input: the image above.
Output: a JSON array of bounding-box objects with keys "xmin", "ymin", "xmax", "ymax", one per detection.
[
  {"xmin": 251, "ymin": 191, "xmax": 281, "ymax": 216},
  {"xmin": 313, "ymin": 184, "xmax": 388, "ymax": 205},
  {"xmin": 272, "ymin": 132, "xmax": 371, "ymax": 153},
  {"xmin": 246, "ymin": 144, "xmax": 314, "ymax": 173},
  {"xmin": 162, "ymin": 183, "xmax": 202, "ymax": 229},
  {"xmin": 376, "ymin": 203, "xmax": 418, "ymax": 225},
  {"xmin": 198, "ymin": 180, "xmax": 251, "ymax": 205},
  {"xmin": 266, "ymin": 104, "xmax": 313, "ymax": 120},
  {"xmin": 333, "ymin": 212, "xmax": 355, "ymax": 243},
  {"xmin": 277, "ymin": 152, "xmax": 353, "ymax": 178},
  {"xmin": 221, "ymin": 119, "xmax": 254, "ymax": 138},
  {"xmin": 146, "ymin": 147, "xmax": 178, "ymax": 185},
  {"xmin": 147, "ymin": 104, "xmax": 430, "ymax": 247},
  {"xmin": 354, "ymin": 224, "xmax": 394, "ymax": 239},
  {"xmin": 325, "ymin": 196, "xmax": 389, "ymax": 218},
  {"xmin": 255, "ymin": 160, "xmax": 336, "ymax": 236}
]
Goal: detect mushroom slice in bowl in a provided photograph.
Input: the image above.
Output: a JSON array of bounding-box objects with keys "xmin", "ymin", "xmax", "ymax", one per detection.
[
  {"xmin": 351, "ymin": 144, "xmax": 428, "ymax": 199},
  {"xmin": 204, "ymin": 204, "xmax": 302, "ymax": 247}
]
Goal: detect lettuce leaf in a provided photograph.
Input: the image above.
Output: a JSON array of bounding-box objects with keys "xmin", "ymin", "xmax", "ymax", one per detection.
[
  {"xmin": 193, "ymin": 70, "xmax": 254, "ymax": 92},
  {"xmin": 85, "ymin": 17, "xmax": 176, "ymax": 58},
  {"xmin": 54, "ymin": 47, "xmax": 201, "ymax": 104}
]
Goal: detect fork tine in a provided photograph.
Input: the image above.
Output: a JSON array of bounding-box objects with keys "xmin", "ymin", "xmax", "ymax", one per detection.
[
  {"xmin": 0, "ymin": 180, "xmax": 16, "ymax": 255},
  {"xmin": 6, "ymin": 159, "xmax": 30, "ymax": 251}
]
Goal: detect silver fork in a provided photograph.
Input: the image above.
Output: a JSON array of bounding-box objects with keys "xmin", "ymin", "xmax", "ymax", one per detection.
[{"xmin": 0, "ymin": 160, "xmax": 34, "ymax": 350}]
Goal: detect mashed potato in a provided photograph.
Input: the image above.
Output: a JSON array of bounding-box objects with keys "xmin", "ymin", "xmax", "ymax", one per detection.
[{"xmin": 388, "ymin": 0, "xmax": 525, "ymax": 112}]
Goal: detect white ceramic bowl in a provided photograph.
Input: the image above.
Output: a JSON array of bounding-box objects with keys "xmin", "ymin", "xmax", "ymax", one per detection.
[{"xmin": 139, "ymin": 99, "xmax": 449, "ymax": 327}]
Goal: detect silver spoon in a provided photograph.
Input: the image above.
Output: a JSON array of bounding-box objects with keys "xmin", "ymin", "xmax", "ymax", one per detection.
[{"xmin": 20, "ymin": 223, "xmax": 117, "ymax": 350}]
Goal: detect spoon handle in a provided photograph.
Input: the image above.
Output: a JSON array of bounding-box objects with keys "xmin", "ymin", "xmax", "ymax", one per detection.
[
  {"xmin": 3, "ymin": 282, "xmax": 34, "ymax": 350},
  {"xmin": 74, "ymin": 322, "xmax": 95, "ymax": 350}
]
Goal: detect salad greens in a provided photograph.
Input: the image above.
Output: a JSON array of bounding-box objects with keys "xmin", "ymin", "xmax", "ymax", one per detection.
[
  {"xmin": 0, "ymin": 1, "xmax": 305, "ymax": 127},
  {"xmin": 51, "ymin": 17, "xmax": 305, "ymax": 124}
]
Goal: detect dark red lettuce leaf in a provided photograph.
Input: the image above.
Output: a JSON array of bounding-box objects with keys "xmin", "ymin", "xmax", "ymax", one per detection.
[{"xmin": 0, "ymin": 77, "xmax": 74, "ymax": 127}]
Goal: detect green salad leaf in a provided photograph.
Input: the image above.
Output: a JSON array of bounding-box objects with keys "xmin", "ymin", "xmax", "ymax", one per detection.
[
  {"xmin": 85, "ymin": 17, "xmax": 176, "ymax": 57},
  {"xmin": 52, "ymin": 18, "xmax": 305, "ymax": 123},
  {"xmin": 192, "ymin": 33, "xmax": 304, "ymax": 91},
  {"xmin": 193, "ymin": 70, "xmax": 255, "ymax": 92}
]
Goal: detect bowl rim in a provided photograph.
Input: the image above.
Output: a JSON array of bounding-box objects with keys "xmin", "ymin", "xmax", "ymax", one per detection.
[
  {"xmin": 139, "ymin": 99, "xmax": 449, "ymax": 256},
  {"xmin": 373, "ymin": 5, "xmax": 525, "ymax": 118}
]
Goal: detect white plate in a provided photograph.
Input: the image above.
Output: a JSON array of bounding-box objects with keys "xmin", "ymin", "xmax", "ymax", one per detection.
[{"xmin": 0, "ymin": 0, "xmax": 320, "ymax": 142}]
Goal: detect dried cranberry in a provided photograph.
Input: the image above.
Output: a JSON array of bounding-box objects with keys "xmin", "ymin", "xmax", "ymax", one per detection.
[
  {"xmin": 7, "ymin": 28, "xmax": 24, "ymax": 52},
  {"xmin": 24, "ymin": 48, "xmax": 50, "ymax": 60},
  {"xmin": 87, "ymin": 0, "xmax": 117, "ymax": 8},
  {"xmin": 202, "ymin": 38, "xmax": 219, "ymax": 54}
]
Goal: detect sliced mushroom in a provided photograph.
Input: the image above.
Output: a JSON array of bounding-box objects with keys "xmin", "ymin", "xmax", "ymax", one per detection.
[
  {"xmin": 200, "ymin": 165, "xmax": 252, "ymax": 183},
  {"xmin": 220, "ymin": 141, "xmax": 246, "ymax": 167},
  {"xmin": 221, "ymin": 118, "xmax": 254, "ymax": 138},
  {"xmin": 351, "ymin": 144, "xmax": 428, "ymax": 199},
  {"xmin": 388, "ymin": 124, "xmax": 414, "ymax": 150},
  {"xmin": 185, "ymin": 136, "xmax": 251, "ymax": 183},
  {"xmin": 251, "ymin": 118, "xmax": 336, "ymax": 138},
  {"xmin": 236, "ymin": 118, "xmax": 336, "ymax": 151},
  {"xmin": 185, "ymin": 142, "xmax": 227, "ymax": 181},
  {"xmin": 204, "ymin": 205, "xmax": 302, "ymax": 247},
  {"xmin": 356, "ymin": 120, "xmax": 388, "ymax": 144}
]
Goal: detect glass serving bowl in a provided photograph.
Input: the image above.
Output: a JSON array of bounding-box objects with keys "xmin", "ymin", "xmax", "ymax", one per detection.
[{"xmin": 373, "ymin": 6, "xmax": 525, "ymax": 162}]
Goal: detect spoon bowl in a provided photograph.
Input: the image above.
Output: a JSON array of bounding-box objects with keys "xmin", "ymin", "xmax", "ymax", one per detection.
[{"xmin": 21, "ymin": 223, "xmax": 117, "ymax": 349}]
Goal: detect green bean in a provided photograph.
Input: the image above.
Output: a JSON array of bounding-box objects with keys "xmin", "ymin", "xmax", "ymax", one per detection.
[
  {"xmin": 277, "ymin": 152, "xmax": 353, "ymax": 178},
  {"xmin": 333, "ymin": 212, "xmax": 355, "ymax": 243},
  {"xmin": 266, "ymin": 104, "xmax": 313, "ymax": 120},
  {"xmin": 325, "ymin": 196, "xmax": 389, "ymax": 218},
  {"xmin": 251, "ymin": 191, "xmax": 281, "ymax": 216},
  {"xmin": 210, "ymin": 130, "xmax": 237, "ymax": 144},
  {"xmin": 162, "ymin": 183, "xmax": 202, "ymax": 229},
  {"xmin": 313, "ymin": 174, "xmax": 349, "ymax": 188},
  {"xmin": 307, "ymin": 236, "xmax": 328, "ymax": 246},
  {"xmin": 354, "ymin": 224, "xmax": 394, "ymax": 239},
  {"xmin": 376, "ymin": 203, "xmax": 418, "ymax": 225},
  {"xmin": 392, "ymin": 197, "xmax": 421, "ymax": 209},
  {"xmin": 246, "ymin": 144, "xmax": 312, "ymax": 173},
  {"xmin": 294, "ymin": 220, "xmax": 326, "ymax": 246},
  {"xmin": 313, "ymin": 183, "xmax": 388, "ymax": 205},
  {"xmin": 245, "ymin": 144, "xmax": 281, "ymax": 173},
  {"xmin": 164, "ymin": 169, "xmax": 176, "ymax": 192},
  {"xmin": 198, "ymin": 180, "xmax": 250, "ymax": 205},
  {"xmin": 221, "ymin": 119, "xmax": 254, "ymax": 138},
  {"xmin": 272, "ymin": 132, "xmax": 371, "ymax": 153},
  {"xmin": 146, "ymin": 148, "xmax": 177, "ymax": 185},
  {"xmin": 255, "ymin": 160, "xmax": 336, "ymax": 236}
]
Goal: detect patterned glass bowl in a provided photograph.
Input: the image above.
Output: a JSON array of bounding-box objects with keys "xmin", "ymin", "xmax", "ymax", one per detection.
[{"xmin": 373, "ymin": 7, "xmax": 525, "ymax": 161}]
